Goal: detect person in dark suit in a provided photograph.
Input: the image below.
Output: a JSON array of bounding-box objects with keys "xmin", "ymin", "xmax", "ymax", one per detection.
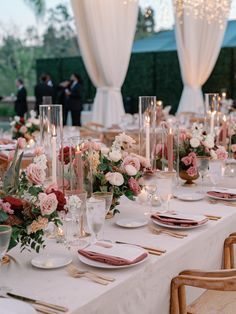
[
  {"xmin": 14, "ymin": 79, "xmax": 28, "ymax": 117},
  {"xmin": 34, "ymin": 74, "xmax": 54, "ymax": 114},
  {"xmin": 64, "ymin": 73, "xmax": 83, "ymax": 126}
]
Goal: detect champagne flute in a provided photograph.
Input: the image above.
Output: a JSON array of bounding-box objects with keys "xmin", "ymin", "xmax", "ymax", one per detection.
[
  {"xmin": 196, "ymin": 156, "xmax": 210, "ymax": 194},
  {"xmin": 0, "ymin": 225, "xmax": 12, "ymax": 265},
  {"xmin": 86, "ymin": 198, "xmax": 106, "ymax": 243}
]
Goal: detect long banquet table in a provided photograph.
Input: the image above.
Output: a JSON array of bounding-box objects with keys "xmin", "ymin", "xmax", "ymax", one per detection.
[{"xmin": 2, "ymin": 178, "xmax": 236, "ymax": 314}]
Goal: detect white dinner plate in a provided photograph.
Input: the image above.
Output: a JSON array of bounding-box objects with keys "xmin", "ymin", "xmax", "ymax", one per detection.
[
  {"xmin": 0, "ymin": 298, "xmax": 37, "ymax": 314},
  {"xmin": 31, "ymin": 254, "xmax": 72, "ymax": 269},
  {"xmin": 152, "ymin": 219, "xmax": 208, "ymax": 230},
  {"xmin": 78, "ymin": 245, "xmax": 149, "ymax": 269},
  {"xmin": 206, "ymin": 191, "xmax": 236, "ymax": 201},
  {"xmin": 174, "ymin": 192, "xmax": 204, "ymax": 202},
  {"xmin": 116, "ymin": 218, "xmax": 148, "ymax": 228}
]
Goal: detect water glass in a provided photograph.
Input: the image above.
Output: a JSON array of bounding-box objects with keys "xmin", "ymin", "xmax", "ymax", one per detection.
[
  {"xmin": 92, "ymin": 192, "xmax": 113, "ymax": 214},
  {"xmin": 196, "ymin": 156, "xmax": 210, "ymax": 193},
  {"xmin": 0, "ymin": 225, "xmax": 12, "ymax": 264},
  {"xmin": 156, "ymin": 171, "xmax": 175, "ymax": 211},
  {"xmin": 209, "ymin": 160, "xmax": 223, "ymax": 186},
  {"xmin": 86, "ymin": 198, "xmax": 106, "ymax": 243}
]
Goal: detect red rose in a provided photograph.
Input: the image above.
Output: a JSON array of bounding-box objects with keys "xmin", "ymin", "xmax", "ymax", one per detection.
[
  {"xmin": 15, "ymin": 124, "xmax": 21, "ymax": 130},
  {"xmin": 58, "ymin": 146, "xmax": 75, "ymax": 165},
  {"xmin": 48, "ymin": 190, "xmax": 66, "ymax": 211},
  {"xmin": 20, "ymin": 117, "xmax": 25, "ymax": 123},
  {"xmin": 3, "ymin": 196, "xmax": 23, "ymax": 210}
]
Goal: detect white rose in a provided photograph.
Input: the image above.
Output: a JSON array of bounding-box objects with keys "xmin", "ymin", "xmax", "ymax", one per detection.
[
  {"xmin": 105, "ymin": 172, "xmax": 124, "ymax": 186},
  {"xmin": 190, "ymin": 137, "xmax": 200, "ymax": 148},
  {"xmin": 15, "ymin": 116, "xmax": 20, "ymax": 122},
  {"xmin": 125, "ymin": 164, "xmax": 138, "ymax": 176},
  {"xmin": 10, "ymin": 121, "xmax": 16, "ymax": 126},
  {"xmin": 26, "ymin": 122, "xmax": 32, "ymax": 128},
  {"xmin": 210, "ymin": 149, "xmax": 217, "ymax": 160},
  {"xmin": 101, "ymin": 146, "xmax": 110, "ymax": 155},
  {"xmin": 203, "ymin": 135, "xmax": 214, "ymax": 149},
  {"xmin": 109, "ymin": 150, "xmax": 122, "ymax": 162}
]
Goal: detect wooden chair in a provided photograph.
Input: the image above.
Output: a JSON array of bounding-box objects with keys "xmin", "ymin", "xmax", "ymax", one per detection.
[{"xmin": 170, "ymin": 234, "xmax": 236, "ymax": 314}]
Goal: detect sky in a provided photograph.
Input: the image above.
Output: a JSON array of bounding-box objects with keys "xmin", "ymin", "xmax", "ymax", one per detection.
[{"xmin": 0, "ymin": 0, "xmax": 236, "ymax": 38}]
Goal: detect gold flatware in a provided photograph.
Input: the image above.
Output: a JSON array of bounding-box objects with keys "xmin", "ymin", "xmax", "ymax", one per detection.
[
  {"xmin": 67, "ymin": 266, "xmax": 110, "ymax": 285},
  {"xmin": 148, "ymin": 225, "xmax": 187, "ymax": 239},
  {"xmin": 208, "ymin": 199, "xmax": 236, "ymax": 207},
  {"xmin": 115, "ymin": 240, "xmax": 166, "ymax": 254},
  {"xmin": 7, "ymin": 293, "xmax": 68, "ymax": 313},
  {"xmin": 34, "ymin": 305, "xmax": 60, "ymax": 314},
  {"xmin": 204, "ymin": 214, "xmax": 221, "ymax": 220},
  {"xmin": 68, "ymin": 264, "xmax": 115, "ymax": 282}
]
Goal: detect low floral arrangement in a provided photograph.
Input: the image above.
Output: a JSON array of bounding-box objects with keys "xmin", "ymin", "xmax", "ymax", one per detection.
[
  {"xmin": 0, "ymin": 145, "xmax": 64, "ymax": 252},
  {"xmin": 11, "ymin": 110, "xmax": 40, "ymax": 142},
  {"xmin": 229, "ymin": 122, "xmax": 236, "ymax": 157},
  {"xmin": 179, "ymin": 123, "xmax": 228, "ymax": 177}
]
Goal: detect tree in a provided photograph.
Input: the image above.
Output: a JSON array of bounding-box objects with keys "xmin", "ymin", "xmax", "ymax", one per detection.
[
  {"xmin": 23, "ymin": 0, "xmax": 46, "ymax": 18},
  {"xmin": 135, "ymin": 6, "xmax": 156, "ymax": 40}
]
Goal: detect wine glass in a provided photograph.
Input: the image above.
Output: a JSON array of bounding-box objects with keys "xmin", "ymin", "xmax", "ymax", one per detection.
[
  {"xmin": 196, "ymin": 156, "xmax": 210, "ymax": 194},
  {"xmin": 92, "ymin": 192, "xmax": 113, "ymax": 215},
  {"xmin": 144, "ymin": 184, "xmax": 157, "ymax": 215},
  {"xmin": 155, "ymin": 171, "xmax": 175, "ymax": 212},
  {"xmin": 86, "ymin": 198, "xmax": 106, "ymax": 243},
  {"xmin": 0, "ymin": 225, "xmax": 12, "ymax": 265},
  {"xmin": 209, "ymin": 159, "xmax": 223, "ymax": 187}
]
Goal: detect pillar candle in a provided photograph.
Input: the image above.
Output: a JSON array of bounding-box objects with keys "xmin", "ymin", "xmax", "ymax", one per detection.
[
  {"xmin": 167, "ymin": 128, "xmax": 173, "ymax": 171},
  {"xmin": 222, "ymin": 115, "xmax": 227, "ymax": 147}
]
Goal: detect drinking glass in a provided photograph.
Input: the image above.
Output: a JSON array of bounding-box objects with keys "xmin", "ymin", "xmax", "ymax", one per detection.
[
  {"xmin": 196, "ymin": 156, "xmax": 210, "ymax": 193},
  {"xmin": 92, "ymin": 192, "xmax": 113, "ymax": 215},
  {"xmin": 86, "ymin": 198, "xmax": 106, "ymax": 243},
  {"xmin": 142, "ymin": 172, "xmax": 157, "ymax": 215},
  {"xmin": 0, "ymin": 225, "xmax": 12, "ymax": 264},
  {"xmin": 209, "ymin": 160, "xmax": 223, "ymax": 187},
  {"xmin": 155, "ymin": 171, "xmax": 175, "ymax": 212}
]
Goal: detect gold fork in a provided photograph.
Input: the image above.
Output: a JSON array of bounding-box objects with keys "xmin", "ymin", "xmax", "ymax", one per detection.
[{"xmin": 149, "ymin": 225, "xmax": 187, "ymax": 239}]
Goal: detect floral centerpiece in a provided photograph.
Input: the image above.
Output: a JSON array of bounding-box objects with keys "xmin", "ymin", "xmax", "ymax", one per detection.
[
  {"xmin": 229, "ymin": 122, "xmax": 236, "ymax": 158},
  {"xmin": 0, "ymin": 145, "xmax": 64, "ymax": 252},
  {"xmin": 11, "ymin": 110, "xmax": 40, "ymax": 142}
]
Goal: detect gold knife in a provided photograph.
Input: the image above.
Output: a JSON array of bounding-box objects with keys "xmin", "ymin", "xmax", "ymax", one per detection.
[
  {"xmin": 115, "ymin": 241, "xmax": 166, "ymax": 254},
  {"xmin": 7, "ymin": 293, "xmax": 68, "ymax": 312}
]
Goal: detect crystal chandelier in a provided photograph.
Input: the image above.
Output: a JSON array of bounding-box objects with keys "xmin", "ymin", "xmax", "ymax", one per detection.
[{"xmin": 173, "ymin": 0, "xmax": 231, "ymax": 28}]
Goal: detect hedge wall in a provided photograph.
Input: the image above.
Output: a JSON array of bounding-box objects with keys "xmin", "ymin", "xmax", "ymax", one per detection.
[{"xmin": 36, "ymin": 47, "xmax": 236, "ymax": 114}]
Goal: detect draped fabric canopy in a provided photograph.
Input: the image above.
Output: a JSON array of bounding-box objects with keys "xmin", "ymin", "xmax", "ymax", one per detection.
[
  {"xmin": 173, "ymin": 0, "xmax": 231, "ymax": 114},
  {"xmin": 71, "ymin": 0, "xmax": 138, "ymax": 127}
]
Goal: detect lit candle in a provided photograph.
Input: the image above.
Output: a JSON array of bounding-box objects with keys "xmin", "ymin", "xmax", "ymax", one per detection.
[
  {"xmin": 51, "ymin": 125, "xmax": 57, "ymax": 184},
  {"xmin": 222, "ymin": 115, "xmax": 227, "ymax": 147},
  {"xmin": 75, "ymin": 145, "xmax": 83, "ymax": 192},
  {"xmin": 210, "ymin": 111, "xmax": 216, "ymax": 136},
  {"xmin": 145, "ymin": 115, "xmax": 150, "ymax": 163},
  {"xmin": 222, "ymin": 92, "xmax": 226, "ymax": 100},
  {"xmin": 167, "ymin": 128, "xmax": 173, "ymax": 171}
]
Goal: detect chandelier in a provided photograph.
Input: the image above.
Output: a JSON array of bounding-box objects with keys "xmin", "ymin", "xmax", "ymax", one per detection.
[{"xmin": 173, "ymin": 0, "xmax": 231, "ymax": 28}]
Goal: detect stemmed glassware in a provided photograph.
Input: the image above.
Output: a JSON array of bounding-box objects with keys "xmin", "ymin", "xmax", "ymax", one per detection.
[
  {"xmin": 196, "ymin": 156, "xmax": 210, "ymax": 193},
  {"xmin": 92, "ymin": 192, "xmax": 113, "ymax": 215},
  {"xmin": 142, "ymin": 172, "xmax": 157, "ymax": 216},
  {"xmin": 0, "ymin": 225, "xmax": 12, "ymax": 265},
  {"xmin": 86, "ymin": 198, "xmax": 106, "ymax": 243},
  {"xmin": 209, "ymin": 160, "xmax": 223, "ymax": 187},
  {"xmin": 155, "ymin": 171, "xmax": 175, "ymax": 212}
]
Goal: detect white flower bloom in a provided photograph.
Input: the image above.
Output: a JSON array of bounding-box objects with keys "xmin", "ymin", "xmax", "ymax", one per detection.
[
  {"xmin": 101, "ymin": 146, "xmax": 110, "ymax": 155},
  {"xmin": 10, "ymin": 121, "xmax": 16, "ymax": 126},
  {"xmin": 125, "ymin": 164, "xmax": 137, "ymax": 176},
  {"xmin": 190, "ymin": 137, "xmax": 200, "ymax": 148},
  {"xmin": 15, "ymin": 116, "xmax": 20, "ymax": 122},
  {"xmin": 65, "ymin": 195, "xmax": 82, "ymax": 213},
  {"xmin": 109, "ymin": 150, "xmax": 122, "ymax": 162},
  {"xmin": 203, "ymin": 135, "xmax": 214, "ymax": 149},
  {"xmin": 22, "ymin": 191, "xmax": 37, "ymax": 204},
  {"xmin": 105, "ymin": 172, "xmax": 124, "ymax": 186},
  {"xmin": 26, "ymin": 122, "xmax": 32, "ymax": 128},
  {"xmin": 210, "ymin": 149, "xmax": 217, "ymax": 160},
  {"xmin": 30, "ymin": 110, "xmax": 37, "ymax": 119},
  {"xmin": 33, "ymin": 154, "xmax": 47, "ymax": 170}
]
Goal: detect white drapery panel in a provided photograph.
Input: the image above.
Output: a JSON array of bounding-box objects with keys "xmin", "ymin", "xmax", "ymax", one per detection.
[
  {"xmin": 71, "ymin": 0, "xmax": 138, "ymax": 127},
  {"xmin": 173, "ymin": 1, "xmax": 231, "ymax": 113}
]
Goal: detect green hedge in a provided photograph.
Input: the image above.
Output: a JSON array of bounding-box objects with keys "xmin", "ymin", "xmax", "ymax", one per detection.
[{"xmin": 36, "ymin": 47, "xmax": 236, "ymax": 114}]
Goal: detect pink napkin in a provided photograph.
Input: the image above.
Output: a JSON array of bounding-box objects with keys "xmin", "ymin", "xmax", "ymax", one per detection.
[
  {"xmin": 151, "ymin": 213, "xmax": 208, "ymax": 227},
  {"xmin": 207, "ymin": 191, "xmax": 236, "ymax": 199},
  {"xmin": 78, "ymin": 246, "xmax": 148, "ymax": 266}
]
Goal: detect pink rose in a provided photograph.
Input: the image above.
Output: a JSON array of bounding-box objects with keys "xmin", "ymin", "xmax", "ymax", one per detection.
[
  {"xmin": 19, "ymin": 125, "xmax": 27, "ymax": 134},
  {"xmin": 26, "ymin": 163, "xmax": 46, "ymax": 185},
  {"xmin": 181, "ymin": 156, "xmax": 192, "ymax": 166},
  {"xmin": 231, "ymin": 144, "xmax": 236, "ymax": 153},
  {"xmin": 215, "ymin": 147, "xmax": 228, "ymax": 160},
  {"xmin": 45, "ymin": 183, "xmax": 59, "ymax": 194},
  {"xmin": 8, "ymin": 150, "xmax": 15, "ymax": 162},
  {"xmin": 130, "ymin": 153, "xmax": 151, "ymax": 169},
  {"xmin": 17, "ymin": 137, "xmax": 26, "ymax": 149},
  {"xmin": 179, "ymin": 131, "xmax": 187, "ymax": 141},
  {"xmin": 39, "ymin": 193, "xmax": 58, "ymax": 216},
  {"xmin": 1, "ymin": 201, "xmax": 14, "ymax": 214},
  {"xmin": 186, "ymin": 166, "xmax": 197, "ymax": 177},
  {"xmin": 123, "ymin": 155, "xmax": 140, "ymax": 171},
  {"xmin": 34, "ymin": 147, "xmax": 44, "ymax": 156},
  {"xmin": 128, "ymin": 178, "xmax": 141, "ymax": 196},
  {"xmin": 81, "ymin": 141, "xmax": 101, "ymax": 152},
  {"xmin": 189, "ymin": 152, "xmax": 197, "ymax": 167}
]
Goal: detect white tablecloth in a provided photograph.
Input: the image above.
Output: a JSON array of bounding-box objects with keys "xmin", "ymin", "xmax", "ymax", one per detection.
[{"xmin": 2, "ymin": 179, "xmax": 236, "ymax": 314}]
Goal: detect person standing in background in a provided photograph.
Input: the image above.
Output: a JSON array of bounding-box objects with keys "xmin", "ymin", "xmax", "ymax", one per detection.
[
  {"xmin": 14, "ymin": 78, "xmax": 28, "ymax": 117},
  {"xmin": 34, "ymin": 74, "xmax": 54, "ymax": 114},
  {"xmin": 65, "ymin": 73, "xmax": 83, "ymax": 126}
]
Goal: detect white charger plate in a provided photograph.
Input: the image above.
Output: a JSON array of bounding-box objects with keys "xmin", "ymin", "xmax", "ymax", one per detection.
[
  {"xmin": 116, "ymin": 218, "xmax": 148, "ymax": 228},
  {"xmin": 31, "ymin": 254, "xmax": 72, "ymax": 269},
  {"xmin": 206, "ymin": 191, "xmax": 236, "ymax": 201},
  {"xmin": 152, "ymin": 218, "xmax": 208, "ymax": 230},
  {"xmin": 0, "ymin": 298, "xmax": 36, "ymax": 314},
  {"xmin": 174, "ymin": 192, "xmax": 204, "ymax": 202},
  {"xmin": 78, "ymin": 245, "xmax": 149, "ymax": 269}
]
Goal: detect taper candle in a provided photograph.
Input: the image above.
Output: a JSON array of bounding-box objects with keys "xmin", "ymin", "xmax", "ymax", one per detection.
[
  {"xmin": 51, "ymin": 125, "xmax": 57, "ymax": 184},
  {"xmin": 145, "ymin": 115, "xmax": 150, "ymax": 163},
  {"xmin": 222, "ymin": 115, "xmax": 227, "ymax": 147},
  {"xmin": 75, "ymin": 145, "xmax": 83, "ymax": 192},
  {"xmin": 167, "ymin": 128, "xmax": 173, "ymax": 171}
]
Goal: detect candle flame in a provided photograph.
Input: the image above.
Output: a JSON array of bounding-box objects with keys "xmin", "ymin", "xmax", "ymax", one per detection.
[
  {"xmin": 223, "ymin": 115, "xmax": 227, "ymax": 122},
  {"xmin": 145, "ymin": 115, "xmax": 150, "ymax": 124},
  {"xmin": 52, "ymin": 125, "xmax": 56, "ymax": 136},
  {"xmin": 169, "ymin": 128, "xmax": 172, "ymax": 135}
]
